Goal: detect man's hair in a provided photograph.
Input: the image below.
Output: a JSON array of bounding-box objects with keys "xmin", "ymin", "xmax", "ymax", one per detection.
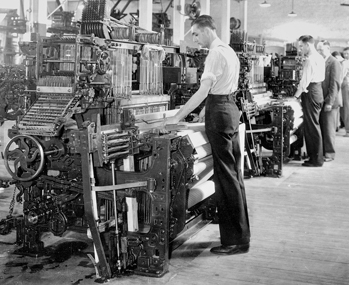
[
  {"xmin": 191, "ymin": 15, "xmax": 216, "ymax": 30},
  {"xmin": 332, "ymin": 51, "xmax": 342, "ymax": 57},
  {"xmin": 298, "ymin": 35, "xmax": 314, "ymax": 44},
  {"xmin": 344, "ymin": 47, "xmax": 349, "ymax": 52}
]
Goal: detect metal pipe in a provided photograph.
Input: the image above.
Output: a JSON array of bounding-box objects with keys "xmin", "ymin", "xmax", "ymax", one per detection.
[
  {"xmin": 20, "ymin": 0, "xmax": 25, "ymax": 19},
  {"xmin": 111, "ymin": 161, "xmax": 122, "ymax": 272}
]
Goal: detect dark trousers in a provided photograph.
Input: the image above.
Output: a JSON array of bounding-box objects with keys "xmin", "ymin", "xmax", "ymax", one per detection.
[
  {"xmin": 341, "ymin": 80, "xmax": 349, "ymax": 133},
  {"xmin": 205, "ymin": 94, "xmax": 250, "ymax": 246},
  {"xmin": 320, "ymin": 107, "xmax": 338, "ymax": 159},
  {"xmin": 301, "ymin": 83, "xmax": 324, "ymax": 165}
]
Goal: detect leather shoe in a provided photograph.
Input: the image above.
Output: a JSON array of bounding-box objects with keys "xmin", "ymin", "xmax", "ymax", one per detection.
[
  {"xmin": 302, "ymin": 162, "xmax": 322, "ymax": 167},
  {"xmin": 324, "ymin": 157, "xmax": 334, "ymax": 162},
  {"xmin": 210, "ymin": 243, "xmax": 250, "ymax": 255}
]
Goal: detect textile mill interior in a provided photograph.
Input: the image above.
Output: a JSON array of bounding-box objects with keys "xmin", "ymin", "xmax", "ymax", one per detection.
[{"xmin": 0, "ymin": 1, "xmax": 348, "ymax": 284}]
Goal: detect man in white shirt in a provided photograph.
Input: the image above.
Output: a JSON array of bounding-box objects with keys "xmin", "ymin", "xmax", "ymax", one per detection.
[
  {"xmin": 166, "ymin": 15, "xmax": 250, "ymax": 255},
  {"xmin": 294, "ymin": 35, "xmax": 325, "ymax": 167},
  {"xmin": 316, "ymin": 40, "xmax": 342, "ymax": 162}
]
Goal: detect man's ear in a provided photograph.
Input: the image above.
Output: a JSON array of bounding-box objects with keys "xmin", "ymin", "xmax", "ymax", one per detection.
[{"xmin": 205, "ymin": 26, "xmax": 214, "ymax": 37}]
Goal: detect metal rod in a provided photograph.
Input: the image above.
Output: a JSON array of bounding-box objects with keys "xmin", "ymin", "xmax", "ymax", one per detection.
[
  {"xmin": 47, "ymin": 0, "xmax": 68, "ymax": 19},
  {"xmin": 106, "ymin": 145, "xmax": 129, "ymax": 153},
  {"xmin": 120, "ymin": 0, "xmax": 134, "ymax": 15},
  {"xmin": 20, "ymin": 0, "xmax": 25, "ymax": 19},
  {"xmin": 164, "ymin": 0, "xmax": 174, "ymax": 13},
  {"xmin": 111, "ymin": 161, "xmax": 122, "ymax": 272},
  {"xmin": 92, "ymin": 181, "xmax": 148, "ymax": 192}
]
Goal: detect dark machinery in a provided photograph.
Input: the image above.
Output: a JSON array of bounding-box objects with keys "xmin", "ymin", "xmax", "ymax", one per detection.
[
  {"xmin": 0, "ymin": 1, "xmax": 215, "ymax": 281},
  {"xmin": 266, "ymin": 54, "xmax": 304, "ymax": 98},
  {"xmin": 233, "ymin": 44, "xmax": 304, "ymax": 177},
  {"xmin": 0, "ymin": 8, "xmax": 27, "ymax": 65},
  {"xmin": 0, "ymin": 65, "xmax": 32, "ymax": 124}
]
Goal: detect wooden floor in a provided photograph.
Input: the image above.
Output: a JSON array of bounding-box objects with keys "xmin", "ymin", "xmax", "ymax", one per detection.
[{"xmin": 0, "ymin": 128, "xmax": 349, "ymax": 285}]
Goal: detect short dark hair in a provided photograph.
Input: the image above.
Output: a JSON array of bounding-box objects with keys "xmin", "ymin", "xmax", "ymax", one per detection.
[
  {"xmin": 344, "ymin": 47, "xmax": 349, "ymax": 52},
  {"xmin": 298, "ymin": 35, "xmax": 314, "ymax": 44},
  {"xmin": 332, "ymin": 51, "xmax": 341, "ymax": 57},
  {"xmin": 191, "ymin": 15, "xmax": 216, "ymax": 30}
]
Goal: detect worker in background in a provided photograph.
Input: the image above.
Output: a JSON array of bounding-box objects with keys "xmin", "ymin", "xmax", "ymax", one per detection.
[
  {"xmin": 331, "ymin": 50, "xmax": 346, "ymax": 131},
  {"xmin": 341, "ymin": 47, "xmax": 349, "ymax": 137},
  {"xmin": 165, "ymin": 15, "xmax": 250, "ymax": 255},
  {"xmin": 294, "ymin": 35, "xmax": 325, "ymax": 167},
  {"xmin": 316, "ymin": 40, "xmax": 342, "ymax": 162}
]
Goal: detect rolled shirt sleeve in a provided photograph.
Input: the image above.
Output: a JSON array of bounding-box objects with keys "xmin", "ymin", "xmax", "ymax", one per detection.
[
  {"xmin": 200, "ymin": 50, "xmax": 223, "ymax": 88},
  {"xmin": 199, "ymin": 38, "xmax": 240, "ymax": 94}
]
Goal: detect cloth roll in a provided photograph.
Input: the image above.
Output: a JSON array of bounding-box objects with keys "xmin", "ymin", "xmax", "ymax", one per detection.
[{"xmin": 187, "ymin": 180, "xmax": 215, "ymax": 209}]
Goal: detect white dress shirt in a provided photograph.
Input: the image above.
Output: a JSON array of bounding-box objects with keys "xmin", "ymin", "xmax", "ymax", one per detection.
[
  {"xmin": 298, "ymin": 52, "xmax": 325, "ymax": 93},
  {"xmin": 200, "ymin": 38, "xmax": 240, "ymax": 95}
]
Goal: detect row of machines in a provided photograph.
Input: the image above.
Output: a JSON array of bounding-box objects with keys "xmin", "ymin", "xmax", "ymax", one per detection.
[
  {"xmin": 0, "ymin": 0, "xmax": 215, "ymax": 281},
  {"xmin": 175, "ymin": 30, "xmax": 304, "ymax": 178},
  {"xmin": 233, "ymin": 41, "xmax": 304, "ymax": 178}
]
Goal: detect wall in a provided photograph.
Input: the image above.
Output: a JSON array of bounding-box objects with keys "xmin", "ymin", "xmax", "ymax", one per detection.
[{"xmin": 233, "ymin": 0, "xmax": 349, "ymax": 51}]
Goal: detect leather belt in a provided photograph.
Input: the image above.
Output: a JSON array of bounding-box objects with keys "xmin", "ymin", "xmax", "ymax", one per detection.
[{"xmin": 208, "ymin": 93, "xmax": 236, "ymax": 101}]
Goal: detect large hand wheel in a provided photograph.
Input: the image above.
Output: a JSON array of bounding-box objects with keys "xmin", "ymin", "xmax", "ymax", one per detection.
[{"xmin": 4, "ymin": 135, "xmax": 45, "ymax": 182}]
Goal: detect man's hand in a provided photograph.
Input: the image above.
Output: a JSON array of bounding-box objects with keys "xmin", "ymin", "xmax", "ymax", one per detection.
[
  {"xmin": 294, "ymin": 89, "xmax": 302, "ymax": 99},
  {"xmin": 164, "ymin": 116, "xmax": 179, "ymax": 126},
  {"xmin": 198, "ymin": 107, "xmax": 205, "ymax": 123},
  {"xmin": 324, "ymin": 104, "xmax": 332, "ymax": 112}
]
